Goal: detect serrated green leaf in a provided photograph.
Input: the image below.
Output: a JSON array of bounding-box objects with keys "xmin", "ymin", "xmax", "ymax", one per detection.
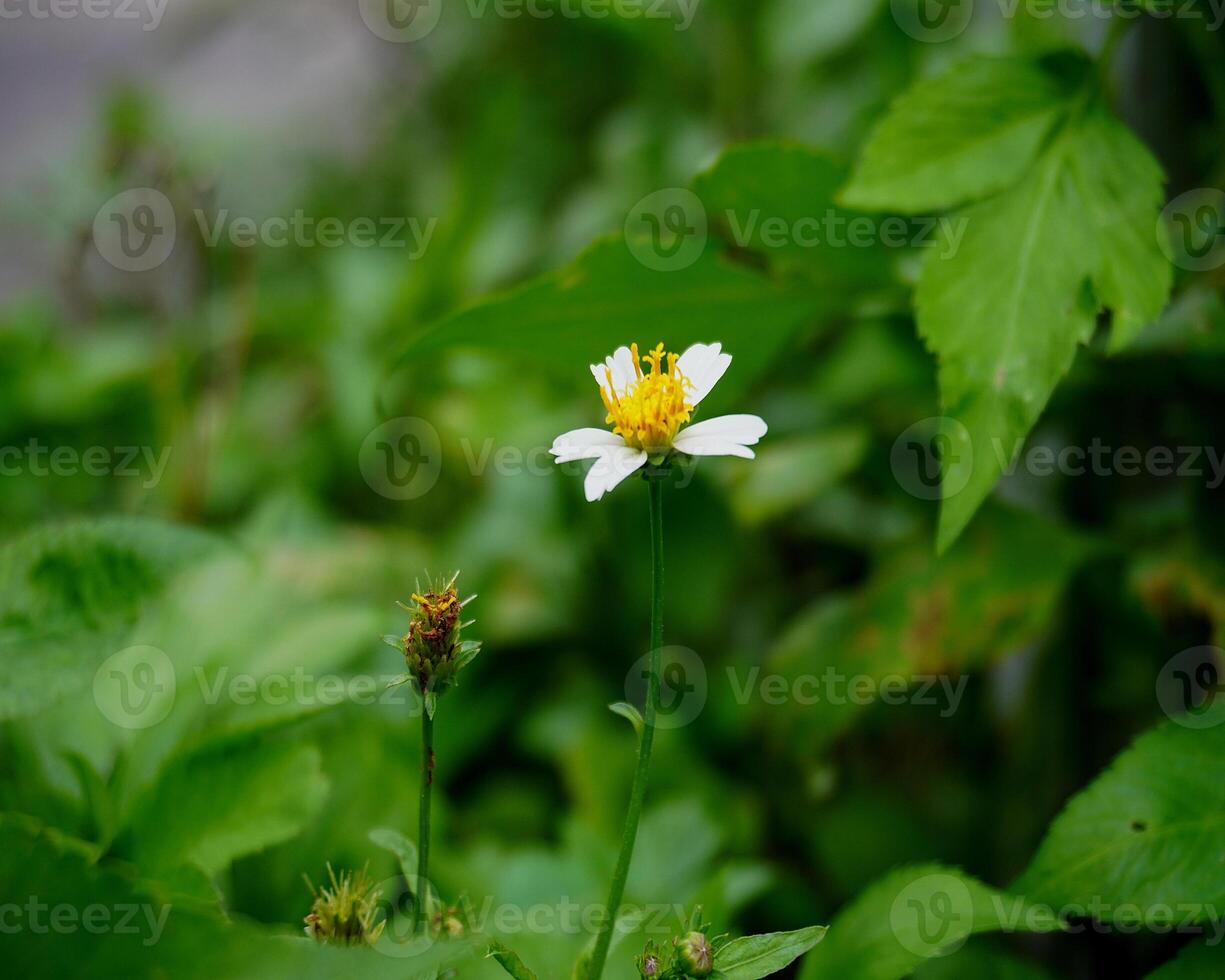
[
  {"xmin": 918, "ymin": 104, "xmax": 1171, "ymax": 551},
  {"xmin": 840, "ymin": 58, "xmax": 1072, "ymax": 214},
  {"xmin": 125, "ymin": 738, "xmax": 329, "ymax": 877},
  {"xmin": 713, "ymin": 924, "xmax": 827, "ymax": 979},
  {"xmin": 0, "ymin": 813, "xmax": 477, "ymax": 980},
  {"xmin": 0, "ymin": 518, "xmax": 222, "ymax": 720},
  {"xmin": 799, "ymin": 864, "xmax": 1063, "ymax": 980},
  {"xmin": 1069, "ymin": 107, "xmax": 1174, "ymax": 351},
  {"xmin": 1014, "ymin": 719, "xmax": 1225, "ymax": 913}
]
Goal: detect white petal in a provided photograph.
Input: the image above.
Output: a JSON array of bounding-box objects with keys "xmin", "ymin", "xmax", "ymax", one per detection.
[
  {"xmin": 551, "ymin": 428, "xmax": 624, "ymax": 463},
  {"xmin": 672, "ymin": 414, "xmax": 767, "ymax": 459},
  {"xmin": 583, "ymin": 446, "xmax": 648, "ymax": 502},
  {"xmin": 677, "ymin": 342, "xmax": 732, "ymax": 406},
  {"xmin": 589, "ymin": 346, "xmax": 638, "ymax": 398}
]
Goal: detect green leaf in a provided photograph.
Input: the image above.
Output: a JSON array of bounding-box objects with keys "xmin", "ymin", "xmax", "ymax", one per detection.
[
  {"xmin": 392, "ymin": 235, "xmax": 820, "ymax": 411},
  {"xmin": 713, "ymin": 924, "xmax": 828, "ymax": 979},
  {"xmin": 1144, "ymin": 940, "xmax": 1225, "ymax": 979},
  {"xmin": 369, "ymin": 827, "xmax": 419, "ymax": 884},
  {"xmin": 0, "ymin": 518, "xmax": 222, "ymax": 720},
  {"xmin": 765, "ymin": 505, "xmax": 1089, "ymax": 754},
  {"xmin": 912, "ymin": 941, "xmax": 1056, "ymax": 980},
  {"xmin": 1069, "ymin": 106, "xmax": 1174, "ymax": 352},
  {"xmin": 1014, "ymin": 719, "xmax": 1225, "ymax": 913},
  {"xmin": 0, "ymin": 813, "xmax": 478, "ymax": 980},
  {"xmin": 125, "ymin": 738, "xmax": 329, "ymax": 877},
  {"xmin": 608, "ymin": 700, "xmax": 645, "ymax": 735},
  {"xmin": 840, "ymin": 58, "xmax": 1072, "ymax": 214},
  {"xmin": 487, "ymin": 940, "xmax": 540, "ymax": 980},
  {"xmin": 694, "ymin": 141, "xmax": 891, "ymax": 289},
  {"xmin": 917, "ymin": 104, "xmax": 1171, "ymax": 551},
  {"xmin": 799, "ymin": 865, "xmax": 1063, "ymax": 980}
]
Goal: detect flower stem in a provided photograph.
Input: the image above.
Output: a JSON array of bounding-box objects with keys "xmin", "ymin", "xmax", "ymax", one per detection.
[
  {"xmin": 417, "ymin": 706, "xmax": 434, "ymax": 934},
  {"xmin": 588, "ymin": 476, "xmax": 664, "ymax": 980}
]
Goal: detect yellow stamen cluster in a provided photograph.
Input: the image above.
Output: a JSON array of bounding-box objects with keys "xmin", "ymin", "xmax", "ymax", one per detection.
[{"xmin": 601, "ymin": 343, "xmax": 693, "ymax": 452}]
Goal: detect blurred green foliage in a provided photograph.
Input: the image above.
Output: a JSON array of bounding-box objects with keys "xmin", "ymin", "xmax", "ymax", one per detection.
[{"xmin": 1, "ymin": 1, "xmax": 1224, "ymax": 978}]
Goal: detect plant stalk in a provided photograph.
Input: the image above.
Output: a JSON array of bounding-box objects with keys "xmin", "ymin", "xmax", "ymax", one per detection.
[
  {"xmin": 587, "ymin": 477, "xmax": 665, "ymax": 980},
  {"xmin": 417, "ymin": 706, "xmax": 434, "ymax": 934}
]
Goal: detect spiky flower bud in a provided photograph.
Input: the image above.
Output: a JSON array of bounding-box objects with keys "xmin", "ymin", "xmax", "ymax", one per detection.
[
  {"xmin": 636, "ymin": 939, "xmax": 665, "ymax": 978},
  {"xmin": 303, "ymin": 865, "xmax": 385, "ymax": 947},
  {"xmin": 675, "ymin": 931, "xmax": 713, "ymax": 977},
  {"xmin": 383, "ymin": 571, "xmax": 481, "ymax": 718}
]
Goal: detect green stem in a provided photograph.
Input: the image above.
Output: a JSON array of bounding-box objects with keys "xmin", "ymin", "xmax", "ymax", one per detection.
[
  {"xmin": 588, "ymin": 476, "xmax": 665, "ymax": 980},
  {"xmin": 417, "ymin": 707, "xmax": 434, "ymax": 934}
]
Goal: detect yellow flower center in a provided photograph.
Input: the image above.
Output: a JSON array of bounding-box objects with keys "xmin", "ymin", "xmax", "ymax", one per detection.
[{"xmin": 601, "ymin": 343, "xmax": 693, "ymax": 452}]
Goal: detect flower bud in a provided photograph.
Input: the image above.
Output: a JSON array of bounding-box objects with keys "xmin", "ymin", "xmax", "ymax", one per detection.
[
  {"xmin": 385, "ymin": 572, "xmax": 481, "ymax": 717},
  {"xmin": 303, "ymin": 865, "xmax": 385, "ymax": 947},
  {"xmin": 636, "ymin": 940, "xmax": 665, "ymax": 978},
  {"xmin": 675, "ymin": 931, "xmax": 713, "ymax": 977}
]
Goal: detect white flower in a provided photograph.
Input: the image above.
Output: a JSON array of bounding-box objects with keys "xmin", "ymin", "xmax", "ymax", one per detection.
[{"xmin": 550, "ymin": 342, "xmax": 768, "ymax": 501}]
